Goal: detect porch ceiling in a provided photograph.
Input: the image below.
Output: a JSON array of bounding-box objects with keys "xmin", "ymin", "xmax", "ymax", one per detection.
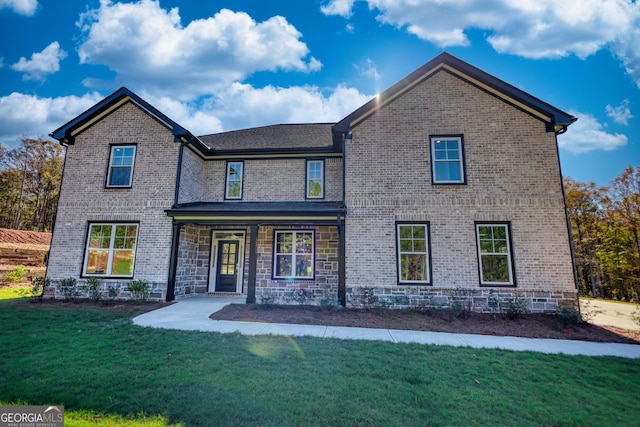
[{"xmin": 165, "ymin": 201, "xmax": 346, "ymax": 224}]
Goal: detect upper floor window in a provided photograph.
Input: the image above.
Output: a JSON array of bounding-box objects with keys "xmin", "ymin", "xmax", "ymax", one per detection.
[
  {"xmin": 273, "ymin": 230, "xmax": 314, "ymax": 279},
  {"xmin": 476, "ymin": 223, "xmax": 514, "ymax": 286},
  {"xmin": 306, "ymin": 160, "xmax": 324, "ymax": 199},
  {"xmin": 430, "ymin": 136, "xmax": 465, "ymax": 184},
  {"xmin": 107, "ymin": 145, "xmax": 136, "ymax": 188},
  {"xmin": 225, "ymin": 161, "xmax": 244, "ymax": 199},
  {"xmin": 397, "ymin": 223, "xmax": 431, "ymax": 285},
  {"xmin": 83, "ymin": 223, "xmax": 138, "ymax": 277}
]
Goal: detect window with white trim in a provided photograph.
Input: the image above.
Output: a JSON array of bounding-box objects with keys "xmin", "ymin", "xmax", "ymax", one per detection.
[
  {"xmin": 397, "ymin": 223, "xmax": 430, "ymax": 284},
  {"xmin": 83, "ymin": 223, "xmax": 138, "ymax": 277},
  {"xmin": 306, "ymin": 160, "xmax": 324, "ymax": 199},
  {"xmin": 106, "ymin": 145, "xmax": 136, "ymax": 188},
  {"xmin": 273, "ymin": 230, "xmax": 314, "ymax": 279},
  {"xmin": 225, "ymin": 161, "xmax": 243, "ymax": 199},
  {"xmin": 430, "ymin": 136, "xmax": 465, "ymax": 184},
  {"xmin": 476, "ymin": 223, "xmax": 514, "ymax": 285}
]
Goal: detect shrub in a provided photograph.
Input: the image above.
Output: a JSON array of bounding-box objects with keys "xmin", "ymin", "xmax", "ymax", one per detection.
[
  {"xmin": 127, "ymin": 280, "xmax": 150, "ymax": 303},
  {"xmin": 555, "ymin": 307, "xmax": 582, "ymax": 329},
  {"xmin": 82, "ymin": 276, "xmax": 104, "ymax": 303},
  {"xmin": 319, "ymin": 294, "xmax": 340, "ymax": 311},
  {"xmin": 447, "ymin": 288, "xmax": 472, "ymax": 318},
  {"xmin": 504, "ymin": 291, "xmax": 528, "ymax": 319},
  {"xmin": 106, "ymin": 285, "xmax": 118, "ymax": 301},
  {"xmin": 286, "ymin": 288, "xmax": 314, "ymax": 305},
  {"xmin": 351, "ymin": 286, "xmax": 377, "ymax": 308},
  {"xmin": 56, "ymin": 277, "xmax": 78, "ymax": 301},
  {"xmin": 259, "ymin": 291, "xmax": 278, "ymax": 305},
  {"xmin": 7, "ymin": 265, "xmax": 29, "ymax": 283}
]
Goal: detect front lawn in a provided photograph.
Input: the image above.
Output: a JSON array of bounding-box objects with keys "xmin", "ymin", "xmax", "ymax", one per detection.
[{"xmin": 1, "ymin": 306, "xmax": 639, "ymax": 426}]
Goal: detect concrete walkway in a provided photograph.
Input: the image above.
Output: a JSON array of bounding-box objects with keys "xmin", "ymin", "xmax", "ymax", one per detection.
[{"xmin": 133, "ymin": 296, "xmax": 640, "ymax": 359}]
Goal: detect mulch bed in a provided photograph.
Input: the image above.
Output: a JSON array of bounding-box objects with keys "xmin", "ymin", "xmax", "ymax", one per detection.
[{"xmin": 211, "ymin": 304, "xmax": 640, "ymax": 344}]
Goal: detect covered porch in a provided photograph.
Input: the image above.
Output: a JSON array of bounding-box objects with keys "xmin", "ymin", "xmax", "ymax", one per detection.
[{"xmin": 164, "ymin": 202, "xmax": 347, "ymax": 305}]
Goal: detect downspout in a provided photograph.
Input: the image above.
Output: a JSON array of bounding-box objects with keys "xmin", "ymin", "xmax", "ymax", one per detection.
[{"xmin": 338, "ymin": 131, "xmax": 351, "ymax": 306}]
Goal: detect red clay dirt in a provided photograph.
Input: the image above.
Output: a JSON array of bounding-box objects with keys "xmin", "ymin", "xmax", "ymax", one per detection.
[{"xmin": 0, "ymin": 228, "xmax": 51, "ymax": 246}]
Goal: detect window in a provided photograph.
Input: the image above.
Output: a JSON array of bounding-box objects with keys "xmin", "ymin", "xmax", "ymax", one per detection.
[
  {"xmin": 107, "ymin": 145, "xmax": 136, "ymax": 188},
  {"xmin": 397, "ymin": 223, "xmax": 431, "ymax": 284},
  {"xmin": 476, "ymin": 223, "xmax": 514, "ymax": 286},
  {"xmin": 83, "ymin": 223, "xmax": 138, "ymax": 277},
  {"xmin": 225, "ymin": 161, "xmax": 243, "ymax": 199},
  {"xmin": 430, "ymin": 136, "xmax": 465, "ymax": 184},
  {"xmin": 306, "ymin": 160, "xmax": 324, "ymax": 199},
  {"xmin": 273, "ymin": 230, "xmax": 314, "ymax": 279}
]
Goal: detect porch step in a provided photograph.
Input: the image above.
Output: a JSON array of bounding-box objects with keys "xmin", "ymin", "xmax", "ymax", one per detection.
[{"xmin": 206, "ymin": 292, "xmax": 245, "ymax": 298}]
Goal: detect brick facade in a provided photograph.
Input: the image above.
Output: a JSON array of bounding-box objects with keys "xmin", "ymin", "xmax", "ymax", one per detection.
[
  {"xmin": 48, "ymin": 54, "xmax": 578, "ymax": 314},
  {"xmin": 47, "ymin": 102, "xmax": 179, "ymax": 301},
  {"xmin": 344, "ymin": 70, "xmax": 576, "ymax": 312}
]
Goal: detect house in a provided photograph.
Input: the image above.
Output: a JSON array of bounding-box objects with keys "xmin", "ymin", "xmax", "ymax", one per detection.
[{"xmin": 47, "ymin": 52, "xmax": 578, "ymax": 313}]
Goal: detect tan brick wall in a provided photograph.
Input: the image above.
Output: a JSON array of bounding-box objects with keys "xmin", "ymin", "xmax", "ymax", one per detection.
[
  {"xmin": 199, "ymin": 157, "xmax": 343, "ymax": 202},
  {"xmin": 47, "ymin": 102, "xmax": 180, "ymax": 300},
  {"xmin": 177, "ymin": 146, "xmax": 203, "ymax": 204},
  {"xmin": 344, "ymin": 70, "xmax": 576, "ymax": 312}
]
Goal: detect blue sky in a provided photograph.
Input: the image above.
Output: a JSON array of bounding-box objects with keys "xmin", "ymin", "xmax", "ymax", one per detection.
[{"xmin": 0, "ymin": 0, "xmax": 638, "ymax": 186}]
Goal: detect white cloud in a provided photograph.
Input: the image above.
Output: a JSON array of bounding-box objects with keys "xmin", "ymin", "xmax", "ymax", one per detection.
[
  {"xmin": 0, "ymin": 92, "xmax": 103, "ymax": 147},
  {"xmin": 11, "ymin": 42, "xmax": 67, "ymax": 81},
  {"xmin": 321, "ymin": 0, "xmax": 356, "ymax": 18},
  {"xmin": 558, "ymin": 111, "xmax": 628, "ymax": 154},
  {"xmin": 76, "ymin": 0, "xmax": 321, "ymax": 100},
  {"xmin": 322, "ymin": 0, "xmax": 640, "ymax": 86},
  {"xmin": 144, "ymin": 83, "xmax": 373, "ymax": 135},
  {"xmin": 354, "ymin": 59, "xmax": 381, "ymax": 80},
  {"xmin": 606, "ymin": 100, "xmax": 633, "ymax": 125},
  {"xmin": 0, "ymin": 82, "xmax": 372, "ymax": 148},
  {"xmin": 0, "ymin": 0, "xmax": 37, "ymax": 16}
]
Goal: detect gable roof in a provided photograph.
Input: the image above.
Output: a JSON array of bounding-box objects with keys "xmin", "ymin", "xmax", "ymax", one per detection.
[
  {"xmin": 334, "ymin": 52, "xmax": 576, "ymax": 135},
  {"xmin": 50, "ymin": 87, "xmax": 197, "ymax": 145},
  {"xmin": 197, "ymin": 123, "xmax": 335, "ymax": 154}
]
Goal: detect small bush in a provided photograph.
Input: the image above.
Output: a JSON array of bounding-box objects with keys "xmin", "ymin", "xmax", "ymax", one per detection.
[
  {"xmin": 447, "ymin": 288, "xmax": 472, "ymax": 318},
  {"xmin": 259, "ymin": 291, "xmax": 278, "ymax": 305},
  {"xmin": 82, "ymin": 276, "xmax": 104, "ymax": 303},
  {"xmin": 351, "ymin": 286, "xmax": 377, "ymax": 308},
  {"xmin": 319, "ymin": 294, "xmax": 340, "ymax": 311},
  {"xmin": 56, "ymin": 277, "xmax": 78, "ymax": 301},
  {"xmin": 504, "ymin": 292, "xmax": 528, "ymax": 319},
  {"xmin": 555, "ymin": 307, "xmax": 582, "ymax": 329},
  {"xmin": 7, "ymin": 265, "xmax": 29, "ymax": 283},
  {"xmin": 106, "ymin": 285, "xmax": 118, "ymax": 301},
  {"xmin": 285, "ymin": 288, "xmax": 314, "ymax": 305},
  {"xmin": 127, "ymin": 279, "xmax": 150, "ymax": 303}
]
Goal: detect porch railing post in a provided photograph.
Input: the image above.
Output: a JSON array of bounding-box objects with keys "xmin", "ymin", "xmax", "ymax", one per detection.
[
  {"xmin": 246, "ymin": 224, "xmax": 259, "ymax": 303},
  {"xmin": 166, "ymin": 221, "xmax": 183, "ymax": 302}
]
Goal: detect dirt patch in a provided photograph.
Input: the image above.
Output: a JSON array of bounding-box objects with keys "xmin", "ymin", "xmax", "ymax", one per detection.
[
  {"xmin": 0, "ymin": 228, "xmax": 51, "ymax": 246},
  {"xmin": 211, "ymin": 304, "xmax": 640, "ymax": 344},
  {"xmin": 7, "ymin": 298, "xmax": 172, "ymax": 313}
]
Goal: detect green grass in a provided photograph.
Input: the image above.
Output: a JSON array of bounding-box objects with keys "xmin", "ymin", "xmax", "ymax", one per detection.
[
  {"xmin": 1, "ymin": 306, "xmax": 639, "ymax": 426},
  {"xmin": 0, "ymin": 286, "xmax": 29, "ymax": 303}
]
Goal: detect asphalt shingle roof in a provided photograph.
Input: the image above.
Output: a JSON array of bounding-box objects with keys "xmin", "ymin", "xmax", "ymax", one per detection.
[{"xmin": 198, "ymin": 123, "xmax": 335, "ymax": 151}]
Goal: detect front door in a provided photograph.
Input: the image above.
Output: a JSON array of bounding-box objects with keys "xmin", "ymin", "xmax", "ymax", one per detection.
[{"xmin": 215, "ymin": 240, "xmax": 239, "ymax": 292}]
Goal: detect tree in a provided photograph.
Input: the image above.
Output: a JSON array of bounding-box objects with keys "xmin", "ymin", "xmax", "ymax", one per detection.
[
  {"xmin": 565, "ymin": 167, "xmax": 640, "ymax": 302},
  {"xmin": 0, "ymin": 138, "xmax": 64, "ymax": 232}
]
